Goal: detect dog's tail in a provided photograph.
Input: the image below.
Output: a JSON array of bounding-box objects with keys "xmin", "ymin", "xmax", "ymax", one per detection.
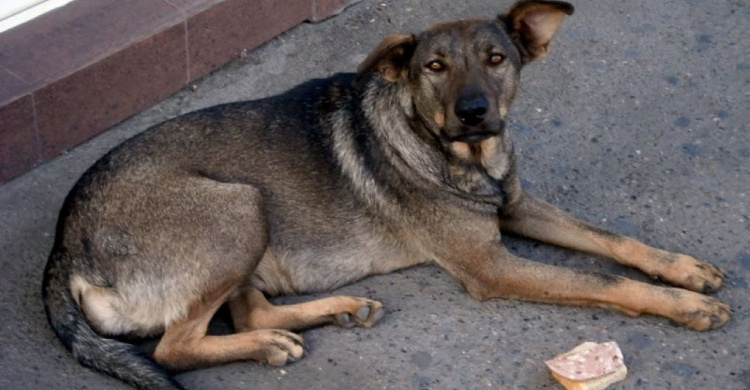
[{"xmin": 42, "ymin": 251, "xmax": 184, "ymax": 390}]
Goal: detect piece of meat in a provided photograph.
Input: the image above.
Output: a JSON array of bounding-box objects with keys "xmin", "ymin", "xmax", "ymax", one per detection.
[{"xmin": 545, "ymin": 341, "xmax": 627, "ymax": 390}]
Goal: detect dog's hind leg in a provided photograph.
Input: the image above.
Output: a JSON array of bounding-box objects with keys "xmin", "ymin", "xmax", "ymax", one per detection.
[
  {"xmin": 122, "ymin": 176, "xmax": 306, "ymax": 371},
  {"xmin": 153, "ymin": 283, "xmax": 304, "ymax": 371},
  {"xmin": 498, "ymin": 193, "xmax": 725, "ymax": 293},
  {"xmin": 228, "ymin": 289, "xmax": 384, "ymax": 332}
]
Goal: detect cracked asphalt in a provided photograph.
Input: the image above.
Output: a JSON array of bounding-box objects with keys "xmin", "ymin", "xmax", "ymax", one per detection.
[{"xmin": 1, "ymin": 0, "xmax": 748, "ymax": 388}]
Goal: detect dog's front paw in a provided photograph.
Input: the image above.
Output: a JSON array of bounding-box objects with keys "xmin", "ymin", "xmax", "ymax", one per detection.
[
  {"xmin": 652, "ymin": 250, "xmax": 725, "ymax": 293},
  {"xmin": 665, "ymin": 289, "xmax": 731, "ymax": 331},
  {"xmin": 332, "ymin": 298, "xmax": 385, "ymax": 328},
  {"xmin": 255, "ymin": 329, "xmax": 305, "ymax": 366}
]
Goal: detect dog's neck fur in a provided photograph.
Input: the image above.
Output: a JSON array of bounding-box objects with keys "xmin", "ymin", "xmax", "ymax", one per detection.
[
  {"xmin": 360, "ymin": 78, "xmax": 511, "ymax": 207},
  {"xmin": 362, "ymin": 79, "xmax": 447, "ymax": 187}
]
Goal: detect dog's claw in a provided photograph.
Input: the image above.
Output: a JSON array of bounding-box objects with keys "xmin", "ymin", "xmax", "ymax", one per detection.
[
  {"xmin": 336, "ymin": 312, "xmax": 355, "ymax": 328},
  {"xmin": 332, "ymin": 297, "xmax": 384, "ymax": 328},
  {"xmin": 652, "ymin": 251, "xmax": 725, "ymax": 293},
  {"xmin": 673, "ymin": 294, "xmax": 731, "ymax": 331},
  {"xmin": 355, "ymin": 306, "xmax": 371, "ymax": 320},
  {"xmin": 262, "ymin": 330, "xmax": 305, "ymax": 367}
]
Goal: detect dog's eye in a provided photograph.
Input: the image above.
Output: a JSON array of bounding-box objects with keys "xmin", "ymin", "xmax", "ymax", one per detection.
[
  {"xmin": 488, "ymin": 54, "xmax": 505, "ymax": 66},
  {"xmin": 426, "ymin": 60, "xmax": 446, "ymax": 72}
]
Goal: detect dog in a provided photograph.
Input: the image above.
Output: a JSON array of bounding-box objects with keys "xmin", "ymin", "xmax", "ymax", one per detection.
[{"xmin": 42, "ymin": 1, "xmax": 730, "ymax": 389}]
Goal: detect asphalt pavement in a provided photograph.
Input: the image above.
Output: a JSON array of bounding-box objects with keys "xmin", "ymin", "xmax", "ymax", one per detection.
[{"xmin": 1, "ymin": 0, "xmax": 748, "ymax": 388}]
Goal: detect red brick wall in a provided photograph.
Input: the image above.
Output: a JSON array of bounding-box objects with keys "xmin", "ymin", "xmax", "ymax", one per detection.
[{"xmin": 0, "ymin": 0, "xmax": 361, "ymax": 183}]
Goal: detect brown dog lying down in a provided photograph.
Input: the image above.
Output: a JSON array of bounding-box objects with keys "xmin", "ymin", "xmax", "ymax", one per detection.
[{"xmin": 42, "ymin": 1, "xmax": 729, "ymax": 389}]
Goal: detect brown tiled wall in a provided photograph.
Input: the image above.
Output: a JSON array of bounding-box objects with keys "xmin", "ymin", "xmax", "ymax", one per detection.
[
  {"xmin": 35, "ymin": 24, "xmax": 188, "ymax": 159},
  {"xmin": 0, "ymin": 96, "xmax": 37, "ymax": 180},
  {"xmin": 0, "ymin": 0, "xmax": 360, "ymax": 183},
  {"xmin": 188, "ymin": 0, "xmax": 311, "ymax": 80},
  {"xmin": 311, "ymin": 0, "xmax": 360, "ymax": 22}
]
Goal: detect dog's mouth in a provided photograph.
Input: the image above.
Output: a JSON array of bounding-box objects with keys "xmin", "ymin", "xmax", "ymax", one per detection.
[
  {"xmin": 447, "ymin": 122, "xmax": 505, "ymax": 144},
  {"xmin": 450, "ymin": 131, "xmax": 496, "ymax": 143}
]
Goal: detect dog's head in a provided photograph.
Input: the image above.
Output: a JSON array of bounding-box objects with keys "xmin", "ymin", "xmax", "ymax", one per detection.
[{"xmin": 358, "ymin": 0, "xmax": 573, "ymax": 150}]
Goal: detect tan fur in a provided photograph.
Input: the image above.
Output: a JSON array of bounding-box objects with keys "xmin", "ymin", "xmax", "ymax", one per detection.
[
  {"xmin": 152, "ymin": 281, "xmax": 304, "ymax": 371},
  {"xmin": 496, "ymin": 195, "xmax": 726, "ymax": 294},
  {"xmin": 477, "ymin": 136, "xmax": 509, "ymax": 179},
  {"xmin": 71, "ymin": 275, "xmax": 182, "ymax": 337},
  {"xmin": 229, "ymin": 290, "xmax": 384, "ymax": 332},
  {"xmin": 451, "ymin": 141, "xmax": 473, "ymax": 160},
  {"xmin": 434, "ymin": 111, "xmax": 446, "ymax": 128},
  {"xmin": 499, "ymin": 104, "xmax": 508, "ymax": 117}
]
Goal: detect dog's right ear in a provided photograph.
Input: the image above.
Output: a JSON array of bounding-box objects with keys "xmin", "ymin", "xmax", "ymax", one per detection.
[{"xmin": 356, "ymin": 34, "xmax": 416, "ymax": 83}]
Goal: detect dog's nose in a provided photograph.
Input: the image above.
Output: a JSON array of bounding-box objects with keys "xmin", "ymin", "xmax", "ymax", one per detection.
[{"xmin": 454, "ymin": 96, "xmax": 488, "ymax": 127}]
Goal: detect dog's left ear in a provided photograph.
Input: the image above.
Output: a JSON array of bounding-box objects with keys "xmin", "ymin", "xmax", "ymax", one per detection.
[
  {"xmin": 356, "ymin": 34, "xmax": 416, "ymax": 83},
  {"xmin": 500, "ymin": 0, "xmax": 574, "ymax": 63}
]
